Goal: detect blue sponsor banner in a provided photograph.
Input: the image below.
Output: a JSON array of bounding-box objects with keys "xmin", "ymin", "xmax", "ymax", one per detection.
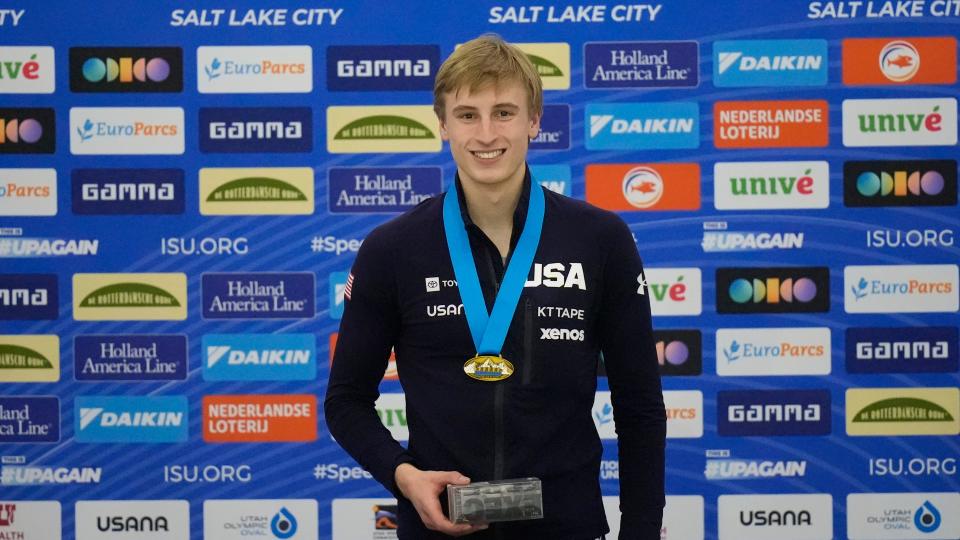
[
  {"xmin": 0, "ymin": 274, "xmax": 58, "ymax": 320},
  {"xmin": 846, "ymin": 327, "xmax": 958, "ymax": 374},
  {"xmin": 0, "ymin": 396, "xmax": 59, "ymax": 443},
  {"xmin": 530, "ymin": 165, "xmax": 572, "ymax": 196},
  {"xmin": 201, "ymin": 272, "xmax": 315, "ymax": 319},
  {"xmin": 75, "ymin": 395, "xmax": 187, "ymax": 443},
  {"xmin": 199, "ymin": 107, "xmax": 313, "ymax": 153},
  {"xmin": 202, "ymin": 333, "xmax": 317, "ymax": 381},
  {"xmin": 584, "ymin": 41, "xmax": 699, "ymax": 88},
  {"xmin": 328, "ymin": 167, "xmax": 442, "ymax": 214},
  {"xmin": 71, "ymin": 169, "xmax": 185, "ymax": 215},
  {"xmin": 329, "ymin": 271, "xmax": 348, "ymax": 320},
  {"xmin": 713, "ymin": 39, "xmax": 828, "ymax": 87},
  {"xmin": 530, "ymin": 104, "xmax": 570, "ymax": 150},
  {"xmin": 327, "ymin": 45, "xmax": 440, "ymax": 91},
  {"xmin": 718, "ymin": 389, "xmax": 831, "ymax": 436},
  {"xmin": 585, "ymin": 102, "xmax": 699, "ymax": 150},
  {"xmin": 74, "ymin": 335, "xmax": 187, "ymax": 381}
]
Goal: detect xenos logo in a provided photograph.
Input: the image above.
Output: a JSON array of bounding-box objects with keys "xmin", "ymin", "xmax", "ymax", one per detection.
[
  {"xmin": 842, "ymin": 98, "xmax": 957, "ymax": 147},
  {"xmin": 0, "ymin": 108, "xmax": 55, "ymax": 154},
  {"xmin": 70, "ymin": 47, "xmax": 182, "ymax": 92},
  {"xmin": 0, "ymin": 47, "xmax": 55, "ymax": 93},
  {"xmin": 717, "ymin": 267, "xmax": 830, "ymax": 314},
  {"xmin": 585, "ymin": 163, "xmax": 700, "ymax": 211},
  {"xmin": 844, "ymin": 264, "xmax": 958, "ymax": 313},
  {"xmin": 327, "ymin": 105, "xmax": 440, "ymax": 153},
  {"xmin": 846, "ymin": 387, "xmax": 960, "ymax": 436},
  {"xmin": 844, "ymin": 160, "xmax": 956, "ymax": 207},
  {"xmin": 843, "ymin": 37, "xmax": 956, "ymax": 85},
  {"xmin": 0, "ymin": 335, "xmax": 59, "ymax": 382},
  {"xmin": 73, "ymin": 273, "xmax": 187, "ymax": 321},
  {"xmin": 197, "ymin": 46, "xmax": 312, "ymax": 93},
  {"xmin": 200, "ymin": 168, "xmax": 314, "ymax": 215}
]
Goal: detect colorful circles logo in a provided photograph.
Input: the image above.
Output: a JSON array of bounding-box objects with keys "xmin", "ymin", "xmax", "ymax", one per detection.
[
  {"xmin": 0, "ymin": 117, "xmax": 43, "ymax": 144},
  {"xmin": 81, "ymin": 56, "xmax": 171, "ymax": 83},
  {"xmin": 728, "ymin": 277, "xmax": 818, "ymax": 304},
  {"xmin": 856, "ymin": 170, "xmax": 945, "ymax": 197},
  {"xmin": 622, "ymin": 166, "xmax": 664, "ymax": 208},
  {"xmin": 879, "ymin": 40, "xmax": 920, "ymax": 82}
]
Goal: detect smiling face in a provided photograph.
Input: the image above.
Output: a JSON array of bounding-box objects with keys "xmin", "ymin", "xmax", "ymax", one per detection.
[{"xmin": 439, "ymin": 79, "xmax": 541, "ymax": 190}]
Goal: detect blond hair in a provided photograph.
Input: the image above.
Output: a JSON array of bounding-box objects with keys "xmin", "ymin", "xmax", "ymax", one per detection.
[{"xmin": 433, "ymin": 34, "xmax": 543, "ymax": 120}]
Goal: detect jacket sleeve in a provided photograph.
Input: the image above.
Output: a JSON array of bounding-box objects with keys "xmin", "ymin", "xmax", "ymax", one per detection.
[
  {"xmin": 595, "ymin": 215, "xmax": 667, "ymax": 540},
  {"xmin": 323, "ymin": 227, "xmax": 414, "ymax": 497}
]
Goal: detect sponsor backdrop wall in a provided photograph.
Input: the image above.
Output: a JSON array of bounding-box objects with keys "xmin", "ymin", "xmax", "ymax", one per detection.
[{"xmin": 1, "ymin": 1, "xmax": 958, "ymax": 539}]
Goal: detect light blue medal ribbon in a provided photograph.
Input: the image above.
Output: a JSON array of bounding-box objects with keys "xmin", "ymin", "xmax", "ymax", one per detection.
[{"xmin": 443, "ymin": 179, "xmax": 545, "ymax": 380}]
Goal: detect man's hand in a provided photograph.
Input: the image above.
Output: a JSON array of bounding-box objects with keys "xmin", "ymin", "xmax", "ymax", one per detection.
[{"xmin": 394, "ymin": 463, "xmax": 489, "ymax": 536}]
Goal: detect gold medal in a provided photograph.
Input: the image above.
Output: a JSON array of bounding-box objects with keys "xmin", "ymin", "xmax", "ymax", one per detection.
[{"xmin": 463, "ymin": 355, "xmax": 514, "ymax": 382}]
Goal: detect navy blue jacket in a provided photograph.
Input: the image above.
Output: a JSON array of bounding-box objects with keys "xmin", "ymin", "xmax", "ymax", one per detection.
[{"xmin": 325, "ymin": 169, "xmax": 666, "ymax": 539}]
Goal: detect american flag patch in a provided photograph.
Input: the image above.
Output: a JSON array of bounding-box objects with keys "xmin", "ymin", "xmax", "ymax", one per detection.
[{"xmin": 344, "ymin": 272, "xmax": 354, "ymax": 300}]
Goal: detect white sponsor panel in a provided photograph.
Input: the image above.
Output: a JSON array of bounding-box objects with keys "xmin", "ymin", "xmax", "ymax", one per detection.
[
  {"xmin": 0, "ymin": 47, "xmax": 55, "ymax": 93},
  {"xmin": 713, "ymin": 161, "xmax": 829, "ymax": 210},
  {"xmin": 69, "ymin": 107, "xmax": 184, "ymax": 155},
  {"xmin": 645, "ymin": 268, "xmax": 702, "ymax": 316},
  {"xmin": 375, "ymin": 393, "xmax": 408, "ymax": 442},
  {"xmin": 203, "ymin": 499, "xmax": 317, "ymax": 540},
  {"xmin": 842, "ymin": 98, "xmax": 958, "ymax": 147},
  {"xmin": 716, "ymin": 327, "xmax": 831, "ymax": 376},
  {"xmin": 197, "ymin": 46, "xmax": 313, "ymax": 93},
  {"xmin": 603, "ymin": 495, "xmax": 704, "ymax": 540},
  {"xmin": 845, "ymin": 264, "xmax": 959, "ymax": 313},
  {"xmin": 331, "ymin": 498, "xmax": 398, "ymax": 540},
  {"xmin": 0, "ymin": 500, "xmax": 61, "ymax": 539},
  {"xmin": 719, "ymin": 494, "xmax": 832, "ymax": 540},
  {"xmin": 75, "ymin": 500, "xmax": 188, "ymax": 540},
  {"xmin": 594, "ymin": 390, "xmax": 701, "ymax": 439},
  {"xmin": 847, "ymin": 492, "xmax": 960, "ymax": 540},
  {"xmin": 0, "ymin": 168, "xmax": 56, "ymax": 216}
]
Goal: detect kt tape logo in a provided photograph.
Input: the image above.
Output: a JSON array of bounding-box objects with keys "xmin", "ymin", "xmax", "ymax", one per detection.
[
  {"xmin": 713, "ymin": 39, "xmax": 827, "ymax": 87},
  {"xmin": 843, "ymin": 37, "xmax": 957, "ymax": 85},
  {"xmin": 0, "ymin": 108, "xmax": 55, "ymax": 154},
  {"xmin": 716, "ymin": 267, "xmax": 830, "ymax": 314},
  {"xmin": 69, "ymin": 47, "xmax": 183, "ymax": 92},
  {"xmin": 843, "ymin": 160, "xmax": 957, "ymax": 207}
]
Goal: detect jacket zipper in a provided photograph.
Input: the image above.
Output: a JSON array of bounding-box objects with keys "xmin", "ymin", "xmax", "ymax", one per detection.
[{"xmin": 522, "ymin": 297, "xmax": 533, "ymax": 385}]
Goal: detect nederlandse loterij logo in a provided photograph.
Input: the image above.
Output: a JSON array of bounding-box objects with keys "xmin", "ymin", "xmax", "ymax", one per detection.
[
  {"xmin": 327, "ymin": 45, "xmax": 439, "ymax": 91},
  {"xmin": 585, "ymin": 102, "xmax": 699, "ymax": 150},
  {"xmin": 846, "ymin": 387, "xmax": 960, "ymax": 436},
  {"xmin": 74, "ymin": 334, "xmax": 187, "ymax": 382},
  {"xmin": 842, "ymin": 98, "xmax": 958, "ymax": 147},
  {"xmin": 72, "ymin": 169, "xmax": 185, "ymax": 215},
  {"xmin": 585, "ymin": 163, "xmax": 700, "ymax": 211},
  {"xmin": 0, "ymin": 274, "xmax": 58, "ymax": 320},
  {"xmin": 69, "ymin": 47, "xmax": 182, "ymax": 92},
  {"xmin": 197, "ymin": 46, "xmax": 312, "ymax": 93},
  {"xmin": 713, "ymin": 161, "xmax": 829, "ymax": 210},
  {"xmin": 69, "ymin": 107, "xmax": 184, "ymax": 155},
  {"xmin": 0, "ymin": 168, "xmax": 57, "ymax": 216},
  {"xmin": 717, "ymin": 267, "xmax": 830, "ymax": 314},
  {"xmin": 0, "ymin": 335, "xmax": 59, "ymax": 382},
  {"xmin": 584, "ymin": 41, "xmax": 698, "ymax": 89},
  {"xmin": 72, "ymin": 273, "xmax": 187, "ymax": 321},
  {"xmin": 327, "ymin": 105, "xmax": 440, "ymax": 153},
  {"xmin": 202, "ymin": 333, "xmax": 316, "ymax": 382},
  {"xmin": 0, "ymin": 47, "xmax": 55, "ymax": 93},
  {"xmin": 718, "ymin": 389, "xmax": 831, "ymax": 436},
  {"xmin": 75, "ymin": 395, "xmax": 188, "ymax": 443},
  {"xmin": 844, "ymin": 264, "xmax": 958, "ymax": 313},
  {"xmin": 713, "ymin": 39, "xmax": 827, "ymax": 87},
  {"xmin": 0, "ymin": 108, "xmax": 55, "ymax": 154},
  {"xmin": 843, "ymin": 160, "xmax": 956, "ymax": 207},
  {"xmin": 843, "ymin": 37, "xmax": 957, "ymax": 85},
  {"xmin": 203, "ymin": 394, "xmax": 317, "ymax": 442},
  {"xmin": 714, "ymin": 100, "xmax": 829, "ymax": 148},
  {"xmin": 199, "ymin": 107, "xmax": 312, "ymax": 153},
  {"xmin": 716, "ymin": 328, "xmax": 831, "ymax": 376},
  {"xmin": 199, "ymin": 168, "xmax": 314, "ymax": 215},
  {"xmin": 846, "ymin": 327, "xmax": 958, "ymax": 374}
]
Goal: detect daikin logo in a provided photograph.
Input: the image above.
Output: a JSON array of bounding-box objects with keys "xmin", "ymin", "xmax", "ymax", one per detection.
[
  {"xmin": 203, "ymin": 334, "xmax": 316, "ymax": 382},
  {"xmin": 714, "ymin": 39, "xmax": 827, "ymax": 86},
  {"xmin": 585, "ymin": 103, "xmax": 699, "ymax": 150},
  {"xmin": 75, "ymin": 395, "xmax": 188, "ymax": 443}
]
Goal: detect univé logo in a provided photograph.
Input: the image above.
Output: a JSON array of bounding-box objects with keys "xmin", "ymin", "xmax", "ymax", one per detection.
[
  {"xmin": 843, "ymin": 160, "xmax": 956, "ymax": 207},
  {"xmin": 846, "ymin": 387, "xmax": 960, "ymax": 436},
  {"xmin": 585, "ymin": 163, "xmax": 700, "ymax": 211},
  {"xmin": 72, "ymin": 273, "xmax": 187, "ymax": 321},
  {"xmin": 717, "ymin": 267, "xmax": 829, "ymax": 314},
  {"xmin": 714, "ymin": 161, "xmax": 829, "ymax": 210},
  {"xmin": 0, "ymin": 47, "xmax": 55, "ymax": 93},
  {"xmin": 842, "ymin": 98, "xmax": 958, "ymax": 147},
  {"xmin": 643, "ymin": 268, "xmax": 702, "ymax": 316},
  {"xmin": 70, "ymin": 47, "xmax": 183, "ymax": 92},
  {"xmin": 0, "ymin": 108, "xmax": 55, "ymax": 154},
  {"xmin": 842, "ymin": 37, "xmax": 957, "ymax": 85},
  {"xmin": 327, "ymin": 105, "xmax": 440, "ymax": 153}
]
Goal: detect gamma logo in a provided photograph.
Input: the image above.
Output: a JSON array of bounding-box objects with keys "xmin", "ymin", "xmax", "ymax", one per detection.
[
  {"xmin": 714, "ymin": 39, "xmax": 827, "ymax": 87},
  {"xmin": 70, "ymin": 107, "xmax": 184, "ymax": 155},
  {"xmin": 846, "ymin": 387, "xmax": 959, "ymax": 436},
  {"xmin": 0, "ymin": 47, "xmax": 55, "ymax": 93},
  {"xmin": 842, "ymin": 98, "xmax": 957, "ymax": 147},
  {"xmin": 327, "ymin": 105, "xmax": 440, "ymax": 153},
  {"xmin": 719, "ymin": 389, "xmax": 831, "ymax": 436},
  {"xmin": 584, "ymin": 41, "xmax": 698, "ymax": 89},
  {"xmin": 843, "ymin": 160, "xmax": 956, "ymax": 207},
  {"xmin": 714, "ymin": 161, "xmax": 829, "ymax": 210},
  {"xmin": 72, "ymin": 273, "xmax": 187, "ymax": 321},
  {"xmin": 843, "ymin": 37, "xmax": 956, "ymax": 85},
  {"xmin": 75, "ymin": 395, "xmax": 188, "ymax": 443},
  {"xmin": 199, "ymin": 107, "xmax": 312, "ymax": 153},
  {"xmin": 846, "ymin": 327, "xmax": 958, "ymax": 374},
  {"xmin": 585, "ymin": 163, "xmax": 700, "ymax": 211},
  {"xmin": 0, "ymin": 273, "xmax": 58, "ymax": 320},
  {"xmin": 847, "ymin": 492, "xmax": 960, "ymax": 540},
  {"xmin": 197, "ymin": 45, "xmax": 312, "ymax": 93},
  {"xmin": 203, "ymin": 333, "xmax": 316, "ymax": 382},
  {"xmin": 0, "ymin": 108, "xmax": 55, "ymax": 154},
  {"xmin": 199, "ymin": 167, "xmax": 314, "ymax": 215},
  {"xmin": 514, "ymin": 42, "xmax": 570, "ymax": 90},
  {"xmin": 714, "ymin": 100, "xmax": 828, "ymax": 148},
  {"xmin": 717, "ymin": 267, "xmax": 830, "ymax": 314},
  {"xmin": 0, "ymin": 335, "xmax": 60, "ymax": 382},
  {"xmin": 585, "ymin": 102, "xmax": 699, "ymax": 150},
  {"xmin": 327, "ymin": 44, "xmax": 439, "ymax": 91},
  {"xmin": 72, "ymin": 169, "xmax": 185, "ymax": 215},
  {"xmin": 70, "ymin": 47, "xmax": 183, "ymax": 92},
  {"xmin": 844, "ymin": 264, "xmax": 958, "ymax": 313}
]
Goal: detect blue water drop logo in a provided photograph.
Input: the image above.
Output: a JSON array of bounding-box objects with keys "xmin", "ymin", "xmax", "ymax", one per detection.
[
  {"xmin": 914, "ymin": 500, "xmax": 941, "ymax": 533},
  {"xmin": 270, "ymin": 506, "xmax": 298, "ymax": 539}
]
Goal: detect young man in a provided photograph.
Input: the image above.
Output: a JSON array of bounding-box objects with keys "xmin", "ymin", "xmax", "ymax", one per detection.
[{"xmin": 325, "ymin": 35, "xmax": 666, "ymax": 539}]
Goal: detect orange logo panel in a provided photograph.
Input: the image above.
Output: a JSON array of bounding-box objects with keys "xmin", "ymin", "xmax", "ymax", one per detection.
[
  {"xmin": 330, "ymin": 332, "xmax": 399, "ymax": 381},
  {"xmin": 203, "ymin": 394, "xmax": 317, "ymax": 442},
  {"xmin": 585, "ymin": 163, "xmax": 700, "ymax": 211},
  {"xmin": 714, "ymin": 100, "xmax": 828, "ymax": 149},
  {"xmin": 843, "ymin": 37, "xmax": 957, "ymax": 85}
]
